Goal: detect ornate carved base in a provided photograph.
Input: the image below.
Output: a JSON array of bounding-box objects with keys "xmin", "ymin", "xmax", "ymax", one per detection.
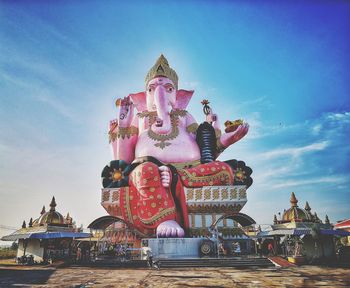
[{"xmin": 101, "ymin": 185, "xmax": 248, "ymax": 229}]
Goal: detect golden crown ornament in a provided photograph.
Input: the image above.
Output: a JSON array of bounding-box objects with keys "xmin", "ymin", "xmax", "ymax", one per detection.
[{"xmin": 145, "ymin": 54, "xmax": 178, "ymax": 90}]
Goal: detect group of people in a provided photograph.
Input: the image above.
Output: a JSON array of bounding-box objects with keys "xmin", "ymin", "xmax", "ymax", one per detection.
[{"xmin": 219, "ymin": 241, "xmax": 241, "ymax": 256}]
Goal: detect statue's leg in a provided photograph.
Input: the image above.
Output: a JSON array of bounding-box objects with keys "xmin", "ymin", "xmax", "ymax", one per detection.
[
  {"xmin": 128, "ymin": 162, "xmax": 184, "ymax": 237},
  {"xmin": 179, "ymin": 161, "xmax": 234, "ymax": 187}
]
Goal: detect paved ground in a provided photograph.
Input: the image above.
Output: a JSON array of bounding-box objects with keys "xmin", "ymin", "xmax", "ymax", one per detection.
[{"xmin": 0, "ymin": 264, "xmax": 349, "ymax": 287}]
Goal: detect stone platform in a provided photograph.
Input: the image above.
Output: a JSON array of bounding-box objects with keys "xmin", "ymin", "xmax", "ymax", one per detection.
[{"xmin": 141, "ymin": 238, "xmax": 212, "ymax": 259}]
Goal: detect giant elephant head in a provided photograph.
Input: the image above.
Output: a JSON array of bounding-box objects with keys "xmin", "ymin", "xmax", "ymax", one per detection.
[
  {"xmin": 129, "ymin": 78, "xmax": 194, "ymax": 134},
  {"xmin": 129, "ymin": 55, "xmax": 193, "ymax": 134}
]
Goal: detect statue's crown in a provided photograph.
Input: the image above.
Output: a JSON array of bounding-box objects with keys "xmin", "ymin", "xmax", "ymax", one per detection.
[{"xmin": 145, "ymin": 54, "xmax": 178, "ymax": 89}]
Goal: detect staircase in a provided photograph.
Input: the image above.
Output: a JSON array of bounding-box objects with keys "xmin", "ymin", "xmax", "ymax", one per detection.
[{"xmin": 156, "ymin": 257, "xmax": 274, "ymax": 268}]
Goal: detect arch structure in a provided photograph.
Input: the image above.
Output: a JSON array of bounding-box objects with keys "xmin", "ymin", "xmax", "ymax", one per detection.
[
  {"xmin": 88, "ymin": 215, "xmax": 127, "ymax": 230},
  {"xmin": 211, "ymin": 212, "xmax": 256, "ymax": 229}
]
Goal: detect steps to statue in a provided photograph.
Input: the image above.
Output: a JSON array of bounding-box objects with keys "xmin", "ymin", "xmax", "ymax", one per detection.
[
  {"xmin": 84, "ymin": 256, "xmax": 274, "ymax": 268},
  {"xmin": 155, "ymin": 257, "xmax": 274, "ymax": 268}
]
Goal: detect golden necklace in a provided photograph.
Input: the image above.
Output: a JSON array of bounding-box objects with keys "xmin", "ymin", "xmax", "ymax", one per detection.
[{"xmin": 138, "ymin": 109, "xmax": 187, "ymax": 149}]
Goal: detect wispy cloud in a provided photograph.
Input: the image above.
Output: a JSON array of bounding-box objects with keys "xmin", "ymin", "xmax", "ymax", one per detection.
[
  {"xmin": 35, "ymin": 92, "xmax": 78, "ymax": 122},
  {"xmin": 261, "ymin": 141, "xmax": 329, "ymax": 160},
  {"xmin": 326, "ymin": 112, "xmax": 350, "ymax": 123},
  {"xmin": 235, "ymin": 96, "xmax": 274, "ymax": 111},
  {"xmin": 271, "ymin": 175, "xmax": 348, "ymax": 189}
]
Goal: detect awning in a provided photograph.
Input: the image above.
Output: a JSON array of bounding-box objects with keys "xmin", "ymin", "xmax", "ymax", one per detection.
[
  {"xmin": 321, "ymin": 229, "xmax": 350, "ymax": 236},
  {"xmin": 257, "ymin": 229, "xmax": 311, "ymax": 237},
  {"xmin": 334, "ymin": 219, "xmax": 350, "ymax": 229},
  {"xmin": 1, "ymin": 233, "xmax": 33, "ymax": 241},
  {"xmin": 257, "ymin": 228, "xmax": 350, "ymax": 238},
  {"xmin": 75, "ymin": 237, "xmax": 101, "ymax": 242},
  {"xmin": 1, "ymin": 232, "xmax": 91, "ymax": 241},
  {"xmin": 30, "ymin": 232, "xmax": 91, "ymax": 239}
]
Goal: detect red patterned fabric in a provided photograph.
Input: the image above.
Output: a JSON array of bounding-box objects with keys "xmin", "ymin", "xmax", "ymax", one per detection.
[
  {"xmin": 178, "ymin": 161, "xmax": 234, "ymax": 187},
  {"xmin": 119, "ymin": 161, "xmax": 234, "ymax": 236},
  {"xmin": 119, "ymin": 162, "xmax": 189, "ymax": 236}
]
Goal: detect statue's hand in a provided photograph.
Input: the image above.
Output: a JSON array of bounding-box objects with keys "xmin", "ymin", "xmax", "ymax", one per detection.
[
  {"xmin": 206, "ymin": 112, "xmax": 221, "ymax": 131},
  {"xmin": 118, "ymin": 96, "xmax": 134, "ymax": 127},
  {"xmin": 221, "ymin": 122, "xmax": 249, "ymax": 147},
  {"xmin": 159, "ymin": 166, "xmax": 171, "ymax": 187}
]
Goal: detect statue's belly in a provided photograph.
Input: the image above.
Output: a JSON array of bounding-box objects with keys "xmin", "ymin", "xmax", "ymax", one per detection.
[{"xmin": 135, "ymin": 131, "xmax": 201, "ymax": 163}]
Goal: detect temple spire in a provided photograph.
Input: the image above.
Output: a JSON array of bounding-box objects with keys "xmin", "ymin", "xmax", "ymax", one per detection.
[
  {"xmin": 304, "ymin": 201, "xmax": 311, "ymax": 211},
  {"xmin": 22, "ymin": 220, "xmax": 26, "ymax": 228},
  {"xmin": 28, "ymin": 218, "xmax": 33, "ymax": 227},
  {"xmin": 66, "ymin": 212, "xmax": 72, "ymax": 224},
  {"xmin": 50, "ymin": 196, "xmax": 57, "ymax": 212},
  {"xmin": 325, "ymin": 215, "xmax": 330, "ymax": 224},
  {"xmin": 314, "ymin": 212, "xmax": 320, "ymax": 222},
  {"xmin": 40, "ymin": 205, "xmax": 46, "ymax": 215},
  {"xmin": 290, "ymin": 192, "xmax": 298, "ymax": 207}
]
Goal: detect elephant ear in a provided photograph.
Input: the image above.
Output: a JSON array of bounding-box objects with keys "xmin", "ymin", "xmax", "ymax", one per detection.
[
  {"xmin": 129, "ymin": 92, "xmax": 147, "ymax": 112},
  {"xmin": 175, "ymin": 89, "xmax": 194, "ymax": 109}
]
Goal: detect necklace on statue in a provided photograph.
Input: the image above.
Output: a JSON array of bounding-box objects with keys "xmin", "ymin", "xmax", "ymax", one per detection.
[{"xmin": 138, "ymin": 109, "xmax": 187, "ymax": 149}]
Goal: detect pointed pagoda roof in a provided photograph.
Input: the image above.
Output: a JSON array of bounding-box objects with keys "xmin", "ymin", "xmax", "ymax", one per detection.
[
  {"xmin": 290, "ymin": 192, "xmax": 298, "ymax": 207},
  {"xmin": 282, "ymin": 192, "xmax": 313, "ymax": 223},
  {"xmin": 325, "ymin": 215, "xmax": 330, "ymax": 224},
  {"xmin": 49, "ymin": 196, "xmax": 57, "ymax": 212},
  {"xmin": 37, "ymin": 196, "xmax": 65, "ymax": 226},
  {"xmin": 304, "ymin": 201, "xmax": 311, "ymax": 211}
]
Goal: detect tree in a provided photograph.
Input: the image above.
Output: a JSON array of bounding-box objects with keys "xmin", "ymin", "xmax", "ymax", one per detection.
[{"xmin": 10, "ymin": 241, "xmax": 18, "ymax": 250}]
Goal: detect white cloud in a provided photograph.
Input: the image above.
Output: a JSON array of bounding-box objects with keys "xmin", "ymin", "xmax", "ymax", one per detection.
[
  {"xmin": 326, "ymin": 112, "xmax": 350, "ymax": 123},
  {"xmin": 271, "ymin": 175, "xmax": 348, "ymax": 189},
  {"xmin": 261, "ymin": 141, "xmax": 329, "ymax": 160},
  {"xmin": 35, "ymin": 92, "xmax": 79, "ymax": 122},
  {"xmin": 311, "ymin": 124, "xmax": 322, "ymax": 135},
  {"xmin": 235, "ymin": 96, "xmax": 273, "ymax": 110}
]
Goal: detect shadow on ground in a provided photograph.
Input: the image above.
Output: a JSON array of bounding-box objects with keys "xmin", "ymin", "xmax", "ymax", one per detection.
[{"xmin": 0, "ymin": 269, "xmax": 55, "ymax": 286}]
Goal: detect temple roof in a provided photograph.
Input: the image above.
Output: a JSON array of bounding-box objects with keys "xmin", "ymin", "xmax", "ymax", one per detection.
[
  {"xmin": 37, "ymin": 197, "xmax": 66, "ymax": 226},
  {"xmin": 30, "ymin": 197, "xmax": 72, "ymax": 227},
  {"xmin": 279, "ymin": 193, "xmax": 315, "ymax": 223},
  {"xmin": 335, "ymin": 219, "xmax": 350, "ymax": 229}
]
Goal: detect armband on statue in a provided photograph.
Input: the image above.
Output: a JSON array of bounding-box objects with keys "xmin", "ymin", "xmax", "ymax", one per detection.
[
  {"xmin": 215, "ymin": 128, "xmax": 222, "ymax": 138},
  {"xmin": 109, "ymin": 126, "xmax": 139, "ymax": 142},
  {"xmin": 216, "ymin": 138, "xmax": 226, "ymax": 154},
  {"xmin": 186, "ymin": 123, "xmax": 199, "ymax": 135}
]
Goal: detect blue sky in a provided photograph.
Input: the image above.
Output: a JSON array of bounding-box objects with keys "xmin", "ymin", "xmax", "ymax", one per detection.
[{"xmin": 0, "ymin": 1, "xmax": 349, "ymax": 237}]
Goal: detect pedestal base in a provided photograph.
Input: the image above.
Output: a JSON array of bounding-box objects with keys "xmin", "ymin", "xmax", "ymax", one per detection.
[{"xmin": 141, "ymin": 238, "xmax": 215, "ymax": 259}]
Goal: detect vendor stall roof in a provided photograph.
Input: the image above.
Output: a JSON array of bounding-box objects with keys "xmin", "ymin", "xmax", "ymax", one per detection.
[
  {"xmin": 257, "ymin": 228, "xmax": 350, "ymax": 238},
  {"xmin": 1, "ymin": 231, "xmax": 91, "ymax": 242}
]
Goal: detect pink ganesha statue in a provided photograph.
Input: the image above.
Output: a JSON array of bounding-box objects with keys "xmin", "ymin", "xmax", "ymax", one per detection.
[{"xmin": 103, "ymin": 55, "xmax": 249, "ymax": 238}]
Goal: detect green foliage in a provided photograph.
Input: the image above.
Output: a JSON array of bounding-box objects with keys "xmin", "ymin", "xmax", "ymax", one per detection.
[
  {"xmin": 0, "ymin": 247, "xmax": 17, "ymax": 259},
  {"xmin": 10, "ymin": 242, "xmax": 18, "ymax": 250}
]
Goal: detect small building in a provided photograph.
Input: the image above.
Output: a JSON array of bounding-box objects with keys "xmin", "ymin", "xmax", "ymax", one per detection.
[
  {"xmin": 1, "ymin": 197, "xmax": 90, "ymax": 263},
  {"xmin": 257, "ymin": 192, "xmax": 349, "ymax": 263},
  {"xmin": 334, "ymin": 219, "xmax": 350, "ymax": 246}
]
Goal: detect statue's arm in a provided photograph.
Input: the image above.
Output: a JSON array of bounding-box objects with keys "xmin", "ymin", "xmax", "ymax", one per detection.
[
  {"xmin": 206, "ymin": 112, "xmax": 249, "ymax": 157},
  {"xmin": 217, "ymin": 122, "xmax": 249, "ymax": 155},
  {"xmin": 109, "ymin": 97, "xmax": 139, "ymax": 164}
]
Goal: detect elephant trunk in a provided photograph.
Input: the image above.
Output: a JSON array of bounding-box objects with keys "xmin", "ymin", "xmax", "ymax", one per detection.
[{"xmin": 152, "ymin": 85, "xmax": 172, "ymax": 134}]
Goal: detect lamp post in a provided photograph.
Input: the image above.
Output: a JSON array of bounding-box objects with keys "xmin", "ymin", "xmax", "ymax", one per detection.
[{"xmin": 216, "ymin": 228, "xmax": 220, "ymax": 258}]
